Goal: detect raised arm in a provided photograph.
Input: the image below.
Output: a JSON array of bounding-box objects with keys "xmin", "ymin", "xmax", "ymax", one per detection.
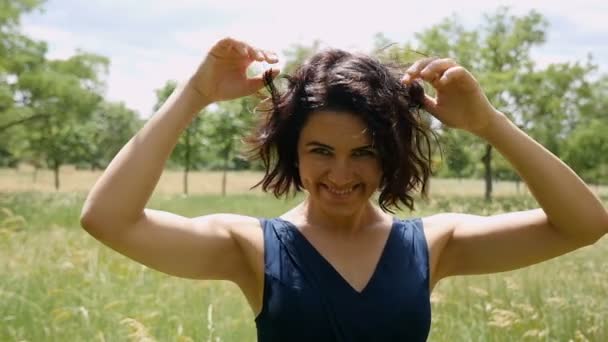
[
  {"xmin": 80, "ymin": 37, "xmax": 279, "ymax": 282},
  {"xmin": 403, "ymin": 58, "xmax": 608, "ymax": 284}
]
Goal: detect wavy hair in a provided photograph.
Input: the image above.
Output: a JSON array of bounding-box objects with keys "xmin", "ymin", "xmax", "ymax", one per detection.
[{"xmin": 245, "ymin": 49, "xmax": 439, "ymax": 213}]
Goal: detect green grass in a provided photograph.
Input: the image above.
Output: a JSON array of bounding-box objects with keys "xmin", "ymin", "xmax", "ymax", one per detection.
[{"xmin": 1, "ymin": 191, "xmax": 607, "ymax": 341}]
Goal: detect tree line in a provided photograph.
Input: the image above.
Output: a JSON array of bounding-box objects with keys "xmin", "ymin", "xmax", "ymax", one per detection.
[{"xmin": 1, "ymin": 2, "xmax": 606, "ymax": 199}]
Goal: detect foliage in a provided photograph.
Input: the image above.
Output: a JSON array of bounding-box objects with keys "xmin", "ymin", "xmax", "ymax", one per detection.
[
  {"xmin": 0, "ymin": 3, "xmax": 607, "ymax": 189},
  {"xmin": 372, "ymin": 7, "xmax": 606, "ymax": 191}
]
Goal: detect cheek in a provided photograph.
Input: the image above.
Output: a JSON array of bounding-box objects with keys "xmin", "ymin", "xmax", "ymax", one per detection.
[
  {"xmin": 297, "ymin": 158, "xmax": 325, "ymax": 187},
  {"xmin": 354, "ymin": 159, "xmax": 382, "ymax": 182}
]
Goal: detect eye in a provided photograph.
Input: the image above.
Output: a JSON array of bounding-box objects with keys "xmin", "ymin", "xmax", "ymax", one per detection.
[
  {"xmin": 353, "ymin": 149, "xmax": 376, "ymax": 157},
  {"xmin": 311, "ymin": 148, "xmax": 331, "ymax": 156}
]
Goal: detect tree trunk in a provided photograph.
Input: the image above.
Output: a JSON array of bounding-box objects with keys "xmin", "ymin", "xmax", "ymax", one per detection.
[
  {"xmin": 184, "ymin": 168, "xmax": 190, "ymax": 196},
  {"xmin": 53, "ymin": 162, "xmax": 60, "ymax": 190},
  {"xmin": 482, "ymin": 143, "xmax": 493, "ymax": 202},
  {"xmin": 221, "ymin": 146, "xmax": 231, "ymax": 197},
  {"xmin": 33, "ymin": 165, "xmax": 38, "ymax": 183},
  {"xmin": 183, "ymin": 129, "xmax": 191, "ymax": 195}
]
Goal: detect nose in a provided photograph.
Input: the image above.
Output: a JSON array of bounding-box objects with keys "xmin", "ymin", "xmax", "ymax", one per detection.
[{"xmin": 327, "ymin": 159, "xmax": 355, "ymax": 187}]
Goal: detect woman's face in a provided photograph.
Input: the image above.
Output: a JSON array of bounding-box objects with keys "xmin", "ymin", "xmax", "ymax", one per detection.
[{"xmin": 297, "ymin": 110, "xmax": 382, "ymax": 215}]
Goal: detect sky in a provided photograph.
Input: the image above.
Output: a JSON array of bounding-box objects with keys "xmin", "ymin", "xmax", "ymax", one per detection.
[{"xmin": 21, "ymin": 0, "xmax": 608, "ymax": 118}]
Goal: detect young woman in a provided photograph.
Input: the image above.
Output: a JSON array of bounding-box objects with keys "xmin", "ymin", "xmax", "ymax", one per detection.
[{"xmin": 80, "ymin": 37, "xmax": 608, "ymax": 341}]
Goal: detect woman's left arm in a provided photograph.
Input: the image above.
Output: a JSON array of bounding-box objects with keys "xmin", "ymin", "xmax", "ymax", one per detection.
[
  {"xmin": 475, "ymin": 107, "xmax": 608, "ymax": 243},
  {"xmin": 403, "ymin": 58, "xmax": 608, "ymax": 280}
]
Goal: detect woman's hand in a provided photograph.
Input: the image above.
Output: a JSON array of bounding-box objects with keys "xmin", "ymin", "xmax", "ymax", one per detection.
[
  {"xmin": 188, "ymin": 37, "xmax": 280, "ymax": 103},
  {"xmin": 402, "ymin": 58, "xmax": 499, "ymax": 136}
]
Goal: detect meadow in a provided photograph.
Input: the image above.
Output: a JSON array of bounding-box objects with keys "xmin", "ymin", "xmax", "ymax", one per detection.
[{"xmin": 1, "ymin": 168, "xmax": 607, "ymax": 341}]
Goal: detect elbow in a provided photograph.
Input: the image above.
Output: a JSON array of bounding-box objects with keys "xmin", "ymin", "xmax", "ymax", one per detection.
[
  {"xmin": 79, "ymin": 204, "xmax": 142, "ymax": 242},
  {"xmin": 79, "ymin": 201, "xmax": 100, "ymax": 231},
  {"xmin": 79, "ymin": 211, "xmax": 106, "ymax": 240},
  {"xmin": 592, "ymin": 210, "xmax": 608, "ymax": 244},
  {"xmin": 565, "ymin": 210, "xmax": 608, "ymax": 247},
  {"xmin": 595, "ymin": 220, "xmax": 608, "ymax": 244},
  {"xmin": 582, "ymin": 232, "xmax": 606, "ymax": 246},
  {"xmin": 79, "ymin": 202, "xmax": 114, "ymax": 241},
  {"xmin": 79, "ymin": 212, "xmax": 96, "ymax": 231},
  {"xmin": 578, "ymin": 222, "xmax": 608, "ymax": 247}
]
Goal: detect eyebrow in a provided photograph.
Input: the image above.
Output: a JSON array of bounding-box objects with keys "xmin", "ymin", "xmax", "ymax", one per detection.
[{"xmin": 305, "ymin": 141, "xmax": 375, "ymax": 151}]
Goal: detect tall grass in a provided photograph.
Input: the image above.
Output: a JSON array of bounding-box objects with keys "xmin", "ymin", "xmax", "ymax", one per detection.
[{"xmin": 1, "ymin": 188, "xmax": 607, "ymax": 341}]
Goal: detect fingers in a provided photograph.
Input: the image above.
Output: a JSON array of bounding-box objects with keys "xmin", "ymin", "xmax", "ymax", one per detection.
[
  {"xmin": 212, "ymin": 37, "xmax": 279, "ymax": 64},
  {"xmin": 253, "ymin": 48, "xmax": 280, "ymax": 64},
  {"xmin": 214, "ymin": 37, "xmax": 249, "ymax": 56},
  {"xmin": 420, "ymin": 58, "xmax": 459, "ymax": 85},
  {"xmin": 247, "ymin": 46, "xmax": 267, "ymax": 62},
  {"xmin": 402, "ymin": 57, "xmax": 458, "ymax": 87},
  {"xmin": 422, "ymin": 93, "xmax": 438, "ymax": 115}
]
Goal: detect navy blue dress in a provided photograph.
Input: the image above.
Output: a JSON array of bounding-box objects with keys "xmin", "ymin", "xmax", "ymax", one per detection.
[{"xmin": 255, "ymin": 217, "xmax": 431, "ymax": 341}]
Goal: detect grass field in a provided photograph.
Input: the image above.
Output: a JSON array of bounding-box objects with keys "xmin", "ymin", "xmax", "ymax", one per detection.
[
  {"xmin": 1, "ymin": 168, "xmax": 607, "ymax": 341},
  {"xmin": 4, "ymin": 165, "xmax": 607, "ymax": 197}
]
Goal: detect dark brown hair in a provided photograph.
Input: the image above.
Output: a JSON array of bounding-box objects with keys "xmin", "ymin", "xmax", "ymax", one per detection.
[{"xmin": 245, "ymin": 49, "xmax": 438, "ymax": 213}]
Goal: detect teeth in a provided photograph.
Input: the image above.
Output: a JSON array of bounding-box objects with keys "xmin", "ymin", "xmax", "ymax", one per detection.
[{"xmin": 326, "ymin": 185, "xmax": 356, "ymax": 195}]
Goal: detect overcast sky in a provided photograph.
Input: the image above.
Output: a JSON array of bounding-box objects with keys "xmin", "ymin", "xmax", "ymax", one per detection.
[{"xmin": 21, "ymin": 0, "xmax": 608, "ymax": 118}]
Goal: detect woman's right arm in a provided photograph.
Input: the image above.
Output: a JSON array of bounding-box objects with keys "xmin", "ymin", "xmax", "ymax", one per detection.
[{"xmin": 80, "ymin": 37, "xmax": 279, "ymax": 282}]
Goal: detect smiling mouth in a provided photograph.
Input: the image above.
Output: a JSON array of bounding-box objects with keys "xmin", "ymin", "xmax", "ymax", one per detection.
[{"xmin": 322, "ymin": 184, "xmax": 359, "ymax": 196}]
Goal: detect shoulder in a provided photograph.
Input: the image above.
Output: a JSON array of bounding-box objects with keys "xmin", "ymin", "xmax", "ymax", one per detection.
[
  {"xmin": 394, "ymin": 214, "xmax": 457, "ymax": 254},
  {"xmin": 421, "ymin": 212, "xmax": 468, "ymax": 233},
  {"xmin": 418, "ymin": 213, "xmax": 461, "ymax": 289},
  {"xmin": 193, "ymin": 214, "xmax": 266, "ymax": 311},
  {"xmin": 193, "ymin": 213, "xmax": 265, "ymax": 259},
  {"xmin": 192, "ymin": 213, "xmax": 264, "ymax": 235},
  {"xmin": 194, "ymin": 212, "xmax": 261, "ymax": 226},
  {"xmin": 202, "ymin": 212, "xmax": 264, "ymax": 233},
  {"xmin": 419, "ymin": 212, "xmax": 466, "ymax": 246}
]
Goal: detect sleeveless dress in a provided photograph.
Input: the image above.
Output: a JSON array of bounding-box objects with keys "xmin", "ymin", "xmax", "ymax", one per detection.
[{"xmin": 255, "ymin": 217, "xmax": 431, "ymax": 341}]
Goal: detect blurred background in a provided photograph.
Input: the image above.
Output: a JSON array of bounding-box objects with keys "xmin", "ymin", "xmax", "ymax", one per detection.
[{"xmin": 1, "ymin": 1, "xmax": 607, "ymax": 341}]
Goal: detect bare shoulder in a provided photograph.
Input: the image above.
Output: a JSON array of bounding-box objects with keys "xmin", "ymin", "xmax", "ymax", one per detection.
[
  {"xmin": 421, "ymin": 212, "xmax": 458, "ymax": 244},
  {"xmin": 420, "ymin": 213, "xmax": 459, "ymax": 289},
  {"xmin": 197, "ymin": 213, "xmax": 263, "ymax": 236},
  {"xmin": 194, "ymin": 213, "xmax": 265, "ymax": 275},
  {"xmin": 198, "ymin": 213, "xmax": 265, "ymax": 303}
]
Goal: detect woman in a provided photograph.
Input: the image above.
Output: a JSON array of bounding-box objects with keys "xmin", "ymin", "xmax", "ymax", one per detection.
[{"xmin": 80, "ymin": 37, "xmax": 608, "ymax": 341}]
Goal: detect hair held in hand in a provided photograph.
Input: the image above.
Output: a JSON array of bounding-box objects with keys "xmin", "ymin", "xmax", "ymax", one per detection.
[{"xmin": 245, "ymin": 48, "xmax": 438, "ymax": 213}]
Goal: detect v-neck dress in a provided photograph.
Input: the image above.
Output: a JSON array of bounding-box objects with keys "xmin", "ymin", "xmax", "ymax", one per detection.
[{"xmin": 255, "ymin": 217, "xmax": 431, "ymax": 341}]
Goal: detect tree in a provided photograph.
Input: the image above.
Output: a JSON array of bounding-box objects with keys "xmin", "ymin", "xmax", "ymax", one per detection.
[
  {"xmin": 204, "ymin": 97, "xmax": 258, "ymax": 196},
  {"xmin": 561, "ymin": 75, "xmax": 608, "ymax": 187},
  {"xmin": 0, "ymin": 0, "xmax": 48, "ymax": 166},
  {"xmin": 413, "ymin": 8, "xmax": 550, "ymax": 201},
  {"xmin": 563, "ymin": 119, "xmax": 608, "ymax": 186},
  {"xmin": 509, "ymin": 61, "xmax": 595, "ymax": 155},
  {"xmin": 153, "ymin": 80, "xmax": 207, "ymax": 195},
  {"xmin": 435, "ymin": 128, "xmax": 475, "ymax": 179},
  {"xmin": 13, "ymin": 52, "xmax": 109, "ymax": 189},
  {"xmin": 76, "ymin": 101, "xmax": 142, "ymax": 170},
  {"xmin": 0, "ymin": 0, "xmax": 45, "ymax": 27}
]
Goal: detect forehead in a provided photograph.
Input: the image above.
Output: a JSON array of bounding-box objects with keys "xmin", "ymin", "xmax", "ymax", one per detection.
[{"xmin": 298, "ymin": 110, "xmax": 371, "ymax": 147}]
